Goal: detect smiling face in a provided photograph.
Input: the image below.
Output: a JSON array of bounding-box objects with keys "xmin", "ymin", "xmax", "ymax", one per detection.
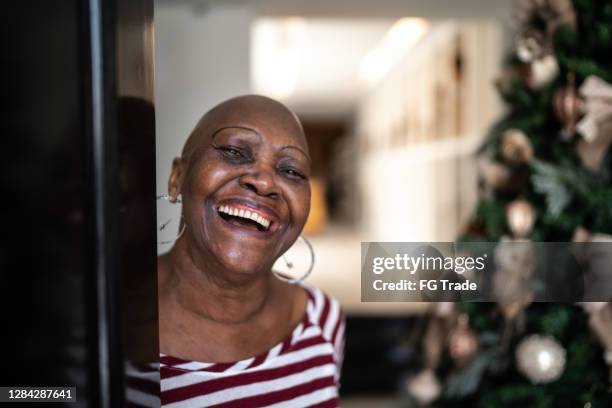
[{"xmin": 169, "ymin": 95, "xmax": 311, "ymax": 277}]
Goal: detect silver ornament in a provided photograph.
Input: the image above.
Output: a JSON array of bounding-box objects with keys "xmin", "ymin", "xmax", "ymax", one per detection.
[
  {"xmin": 517, "ymin": 34, "xmax": 544, "ymax": 63},
  {"xmin": 516, "ymin": 334, "xmax": 566, "ymax": 384},
  {"xmin": 528, "ymin": 55, "xmax": 559, "ymax": 89},
  {"xmin": 407, "ymin": 369, "xmax": 442, "ymax": 406}
]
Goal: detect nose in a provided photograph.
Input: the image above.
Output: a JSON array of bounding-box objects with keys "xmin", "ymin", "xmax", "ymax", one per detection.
[{"xmin": 238, "ymin": 166, "xmax": 280, "ymax": 198}]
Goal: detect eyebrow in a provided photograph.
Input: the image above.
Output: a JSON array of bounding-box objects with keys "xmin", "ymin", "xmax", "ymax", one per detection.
[
  {"xmin": 210, "ymin": 126, "xmax": 262, "ymax": 142},
  {"xmin": 280, "ymin": 145, "xmax": 311, "ymax": 163}
]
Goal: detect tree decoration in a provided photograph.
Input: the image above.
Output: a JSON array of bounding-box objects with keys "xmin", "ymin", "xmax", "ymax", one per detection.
[
  {"xmin": 528, "ymin": 54, "xmax": 559, "ymax": 89},
  {"xmin": 514, "ymin": 0, "xmax": 576, "ymax": 42},
  {"xmin": 575, "ymin": 75, "xmax": 612, "ymax": 171},
  {"xmin": 493, "ymin": 237, "xmax": 535, "ymax": 307},
  {"xmin": 505, "ymin": 198, "xmax": 536, "ymax": 238},
  {"xmin": 571, "ymin": 226, "xmax": 612, "ymax": 300},
  {"xmin": 553, "ymin": 73, "xmax": 584, "ymax": 140},
  {"xmin": 516, "ymin": 334, "xmax": 567, "ymax": 384},
  {"xmin": 516, "ymin": 29, "xmax": 546, "ymax": 63},
  {"xmin": 477, "ymin": 158, "xmax": 510, "ymax": 190},
  {"xmin": 406, "ymin": 369, "xmax": 442, "ymax": 406},
  {"xmin": 515, "ymin": 0, "xmax": 576, "ymax": 65},
  {"xmin": 576, "ymin": 76, "xmax": 612, "ymax": 142},
  {"xmin": 423, "ymin": 304, "xmax": 457, "ymax": 370},
  {"xmin": 496, "ymin": 62, "xmax": 530, "ymax": 96},
  {"xmin": 582, "ymin": 300, "xmax": 612, "ymax": 385},
  {"xmin": 501, "ymin": 129, "xmax": 534, "ymax": 165},
  {"xmin": 587, "ymin": 304, "xmax": 612, "ymax": 357},
  {"xmin": 416, "ymin": 1, "xmax": 612, "ymax": 405},
  {"xmin": 448, "ymin": 314, "xmax": 479, "ymax": 368},
  {"xmin": 434, "ymin": 302, "xmax": 456, "ymax": 318},
  {"xmin": 577, "ymin": 129, "xmax": 612, "ymax": 172},
  {"xmin": 530, "ymin": 160, "xmax": 573, "ymax": 217}
]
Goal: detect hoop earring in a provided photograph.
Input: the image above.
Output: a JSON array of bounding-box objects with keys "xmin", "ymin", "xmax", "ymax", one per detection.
[
  {"xmin": 273, "ymin": 236, "xmax": 315, "ymax": 284},
  {"xmin": 157, "ymin": 193, "xmax": 181, "ymax": 204},
  {"xmin": 157, "ymin": 194, "xmax": 185, "ymax": 245}
]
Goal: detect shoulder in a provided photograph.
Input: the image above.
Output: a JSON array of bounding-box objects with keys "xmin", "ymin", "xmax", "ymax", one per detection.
[{"xmin": 299, "ymin": 282, "xmax": 345, "ymax": 343}]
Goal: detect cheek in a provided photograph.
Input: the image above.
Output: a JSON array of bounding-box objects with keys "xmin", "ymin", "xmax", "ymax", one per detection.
[
  {"xmin": 187, "ymin": 160, "xmax": 230, "ymax": 197},
  {"xmin": 182, "ymin": 161, "xmax": 233, "ymax": 226},
  {"xmin": 287, "ymin": 184, "xmax": 311, "ymax": 228}
]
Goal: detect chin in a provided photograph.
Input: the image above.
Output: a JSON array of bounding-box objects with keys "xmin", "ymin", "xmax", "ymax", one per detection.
[{"xmin": 217, "ymin": 245, "xmax": 276, "ymax": 277}]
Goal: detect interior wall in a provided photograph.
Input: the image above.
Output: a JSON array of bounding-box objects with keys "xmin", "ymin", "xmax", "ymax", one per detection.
[
  {"xmin": 355, "ymin": 22, "xmax": 502, "ymax": 242},
  {"xmin": 154, "ymin": 2, "xmax": 252, "ymax": 252}
]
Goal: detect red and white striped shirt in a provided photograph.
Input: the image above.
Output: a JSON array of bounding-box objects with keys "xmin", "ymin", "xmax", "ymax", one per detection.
[{"xmin": 159, "ymin": 283, "xmax": 345, "ymax": 407}]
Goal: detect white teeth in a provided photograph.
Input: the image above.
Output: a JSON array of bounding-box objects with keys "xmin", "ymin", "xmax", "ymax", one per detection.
[{"xmin": 218, "ymin": 205, "xmax": 271, "ymax": 230}]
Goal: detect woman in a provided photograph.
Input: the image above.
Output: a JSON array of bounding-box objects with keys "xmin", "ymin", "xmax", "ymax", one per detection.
[{"xmin": 157, "ymin": 95, "xmax": 345, "ymax": 407}]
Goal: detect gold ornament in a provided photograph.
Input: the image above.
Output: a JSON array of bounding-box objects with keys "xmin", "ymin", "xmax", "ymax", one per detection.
[
  {"xmin": 506, "ymin": 199, "xmax": 536, "ymax": 238},
  {"xmin": 448, "ymin": 314, "xmax": 479, "ymax": 368},
  {"xmin": 501, "ymin": 129, "xmax": 534, "ymax": 165},
  {"xmin": 554, "ymin": 73, "xmax": 584, "ymax": 140},
  {"xmin": 516, "ymin": 334, "xmax": 567, "ymax": 384}
]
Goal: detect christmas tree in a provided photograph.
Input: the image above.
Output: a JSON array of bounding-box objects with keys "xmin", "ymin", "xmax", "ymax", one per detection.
[{"xmin": 407, "ymin": 1, "xmax": 612, "ymax": 406}]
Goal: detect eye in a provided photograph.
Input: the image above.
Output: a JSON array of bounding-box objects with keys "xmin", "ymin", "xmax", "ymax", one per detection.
[
  {"xmin": 214, "ymin": 145, "xmax": 251, "ymax": 162},
  {"xmin": 280, "ymin": 167, "xmax": 307, "ymax": 180},
  {"xmin": 223, "ymin": 147, "xmax": 243, "ymax": 157}
]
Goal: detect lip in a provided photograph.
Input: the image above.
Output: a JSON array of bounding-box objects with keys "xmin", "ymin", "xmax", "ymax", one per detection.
[{"xmin": 213, "ymin": 197, "xmax": 281, "ymax": 235}]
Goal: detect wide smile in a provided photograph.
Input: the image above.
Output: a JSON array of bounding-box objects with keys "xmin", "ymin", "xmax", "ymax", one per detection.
[{"xmin": 214, "ymin": 199, "xmax": 280, "ymax": 237}]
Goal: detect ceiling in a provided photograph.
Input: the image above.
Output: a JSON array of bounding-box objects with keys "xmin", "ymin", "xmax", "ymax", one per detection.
[
  {"xmin": 161, "ymin": 0, "xmax": 511, "ymax": 20},
  {"xmin": 251, "ymin": 18, "xmax": 398, "ymax": 118},
  {"xmin": 156, "ymin": 0, "xmax": 512, "ymax": 118}
]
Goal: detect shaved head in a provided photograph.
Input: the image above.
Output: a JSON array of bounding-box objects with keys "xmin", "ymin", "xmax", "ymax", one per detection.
[
  {"xmin": 181, "ymin": 95, "xmax": 307, "ymax": 165},
  {"xmin": 166, "ymin": 94, "xmax": 312, "ymax": 282}
]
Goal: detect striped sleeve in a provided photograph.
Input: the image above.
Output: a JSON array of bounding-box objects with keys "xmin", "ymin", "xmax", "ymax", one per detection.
[{"xmin": 314, "ymin": 289, "xmax": 345, "ymax": 385}]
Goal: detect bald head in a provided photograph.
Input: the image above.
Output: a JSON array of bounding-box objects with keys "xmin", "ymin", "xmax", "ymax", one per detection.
[{"xmin": 181, "ymin": 95, "xmax": 307, "ymax": 164}]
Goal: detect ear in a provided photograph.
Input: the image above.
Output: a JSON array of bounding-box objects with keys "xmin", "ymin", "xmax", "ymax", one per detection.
[{"xmin": 168, "ymin": 157, "xmax": 185, "ymax": 203}]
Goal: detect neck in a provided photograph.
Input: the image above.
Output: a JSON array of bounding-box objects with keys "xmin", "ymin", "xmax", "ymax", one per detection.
[{"xmin": 161, "ymin": 237, "xmax": 273, "ymax": 325}]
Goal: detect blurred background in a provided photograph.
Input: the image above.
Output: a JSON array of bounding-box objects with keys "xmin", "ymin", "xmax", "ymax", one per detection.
[
  {"xmin": 2, "ymin": 0, "xmax": 610, "ymax": 406},
  {"xmin": 154, "ymin": 0, "xmax": 511, "ymax": 405},
  {"xmin": 155, "ymin": 0, "xmax": 612, "ymax": 406},
  {"xmin": 154, "ymin": 0, "xmax": 508, "ymax": 309}
]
